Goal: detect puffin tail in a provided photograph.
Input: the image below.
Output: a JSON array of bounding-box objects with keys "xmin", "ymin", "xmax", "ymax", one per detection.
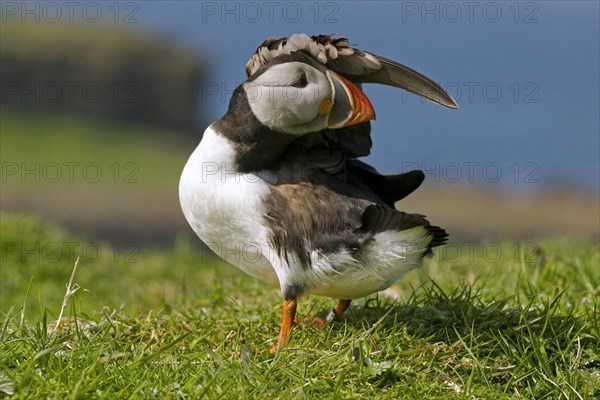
[{"xmin": 359, "ymin": 205, "xmax": 448, "ymax": 259}]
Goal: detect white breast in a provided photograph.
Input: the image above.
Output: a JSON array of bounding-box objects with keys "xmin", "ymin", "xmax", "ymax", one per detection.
[{"xmin": 179, "ymin": 126, "xmax": 279, "ymax": 284}]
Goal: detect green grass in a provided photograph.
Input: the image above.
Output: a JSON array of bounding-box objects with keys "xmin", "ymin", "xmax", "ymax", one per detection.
[{"xmin": 1, "ymin": 213, "xmax": 599, "ymax": 399}]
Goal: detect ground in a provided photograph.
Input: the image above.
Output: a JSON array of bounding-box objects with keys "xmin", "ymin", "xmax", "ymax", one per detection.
[{"xmin": 1, "ymin": 213, "xmax": 598, "ymax": 399}]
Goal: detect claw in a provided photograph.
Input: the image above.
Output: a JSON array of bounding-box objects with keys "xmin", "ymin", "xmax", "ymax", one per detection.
[{"xmin": 303, "ymin": 315, "xmax": 328, "ymax": 329}]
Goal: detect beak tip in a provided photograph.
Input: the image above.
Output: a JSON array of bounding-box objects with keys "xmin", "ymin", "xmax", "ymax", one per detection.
[{"xmin": 447, "ymin": 99, "xmax": 459, "ymax": 109}]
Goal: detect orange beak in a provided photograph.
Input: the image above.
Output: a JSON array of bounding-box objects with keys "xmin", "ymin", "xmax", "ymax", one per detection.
[{"xmin": 323, "ymin": 71, "xmax": 376, "ymax": 129}]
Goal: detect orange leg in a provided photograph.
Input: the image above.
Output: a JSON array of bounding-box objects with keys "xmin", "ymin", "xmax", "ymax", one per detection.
[
  {"xmin": 333, "ymin": 299, "xmax": 352, "ymax": 317},
  {"xmin": 306, "ymin": 299, "xmax": 353, "ymax": 328},
  {"xmin": 269, "ymin": 298, "xmax": 297, "ymax": 353},
  {"xmin": 326, "ymin": 299, "xmax": 352, "ymax": 322}
]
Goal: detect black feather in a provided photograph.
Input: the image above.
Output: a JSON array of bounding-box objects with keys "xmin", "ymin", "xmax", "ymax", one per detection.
[
  {"xmin": 347, "ymin": 160, "xmax": 425, "ymax": 207},
  {"xmin": 359, "ymin": 205, "xmax": 448, "ymax": 256}
]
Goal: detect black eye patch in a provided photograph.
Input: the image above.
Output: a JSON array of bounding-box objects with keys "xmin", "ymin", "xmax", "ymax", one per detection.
[{"xmin": 291, "ymin": 72, "xmax": 308, "ymax": 88}]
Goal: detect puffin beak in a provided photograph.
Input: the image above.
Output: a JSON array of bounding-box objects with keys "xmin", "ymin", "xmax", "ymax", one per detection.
[{"xmin": 321, "ymin": 71, "xmax": 376, "ymax": 128}]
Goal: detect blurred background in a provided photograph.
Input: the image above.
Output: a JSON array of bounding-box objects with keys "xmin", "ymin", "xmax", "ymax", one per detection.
[{"xmin": 1, "ymin": 1, "xmax": 599, "ymax": 253}]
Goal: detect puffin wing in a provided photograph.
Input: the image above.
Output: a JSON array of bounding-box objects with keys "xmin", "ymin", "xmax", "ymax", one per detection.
[
  {"xmin": 265, "ymin": 171, "xmax": 446, "ymax": 272},
  {"xmin": 264, "ymin": 150, "xmax": 374, "ymax": 270},
  {"xmin": 346, "ymin": 160, "xmax": 425, "ymax": 207},
  {"xmin": 273, "ymin": 141, "xmax": 425, "ymax": 210}
]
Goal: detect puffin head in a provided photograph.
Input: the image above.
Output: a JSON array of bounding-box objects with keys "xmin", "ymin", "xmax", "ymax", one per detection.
[{"xmin": 242, "ymin": 52, "xmax": 375, "ymax": 135}]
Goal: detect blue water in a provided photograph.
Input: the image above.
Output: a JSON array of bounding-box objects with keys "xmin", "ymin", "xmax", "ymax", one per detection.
[{"xmin": 119, "ymin": 2, "xmax": 600, "ymax": 191}]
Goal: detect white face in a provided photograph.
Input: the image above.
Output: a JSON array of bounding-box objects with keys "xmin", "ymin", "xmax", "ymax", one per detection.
[{"xmin": 243, "ymin": 62, "xmax": 333, "ymax": 135}]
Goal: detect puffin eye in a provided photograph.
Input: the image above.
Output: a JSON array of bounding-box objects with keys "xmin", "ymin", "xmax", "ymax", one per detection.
[{"xmin": 291, "ymin": 72, "xmax": 308, "ymax": 88}]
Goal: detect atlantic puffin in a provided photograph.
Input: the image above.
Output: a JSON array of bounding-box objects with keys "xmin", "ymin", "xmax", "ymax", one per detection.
[{"xmin": 180, "ymin": 34, "xmax": 457, "ymax": 352}]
